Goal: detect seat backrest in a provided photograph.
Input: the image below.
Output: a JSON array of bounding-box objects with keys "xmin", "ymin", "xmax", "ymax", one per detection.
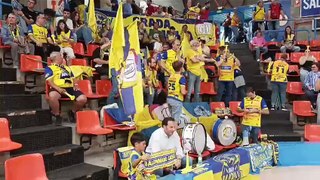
[
  {"xmin": 310, "ymin": 40, "xmax": 320, "ymax": 47},
  {"xmin": 96, "ymin": 80, "xmax": 112, "ymax": 96},
  {"xmin": 289, "ymin": 65, "xmax": 299, "ymax": 72},
  {"xmin": 290, "ymin": 52, "xmax": 304, "ymax": 63},
  {"xmin": 71, "ymin": 58, "xmax": 87, "ymax": 66},
  {"xmin": 310, "ymin": 51, "xmax": 320, "ymax": 60},
  {"xmin": 229, "ymin": 101, "xmax": 241, "ymax": 112},
  {"xmin": 77, "ymin": 80, "xmax": 93, "ymax": 95},
  {"xmin": 0, "ymin": 118, "xmax": 11, "ymax": 142},
  {"xmin": 293, "ymin": 101, "xmax": 311, "ymax": 113},
  {"xmin": 305, "ymin": 124, "xmax": 320, "ymax": 139},
  {"xmin": 87, "ymin": 44, "xmax": 100, "ymax": 57},
  {"xmin": 297, "ymin": 40, "xmax": 309, "ymax": 46},
  {"xmin": 20, "ymin": 54, "xmax": 43, "ymax": 73},
  {"xmin": 287, "ymin": 82, "xmax": 302, "ymax": 91},
  {"xmin": 76, "ymin": 110, "xmax": 101, "ymax": 133},
  {"xmin": 210, "ymin": 102, "xmax": 225, "ymax": 111},
  {"xmin": 72, "ymin": 42, "xmax": 85, "ymax": 55},
  {"xmin": 201, "ymin": 82, "xmax": 214, "ymax": 91},
  {"xmin": 5, "ymin": 153, "xmax": 48, "ymax": 180},
  {"xmin": 275, "ymin": 53, "xmax": 289, "ymax": 61}
]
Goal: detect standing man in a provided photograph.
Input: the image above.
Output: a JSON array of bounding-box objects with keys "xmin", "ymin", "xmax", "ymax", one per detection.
[
  {"xmin": 238, "ymin": 87, "xmax": 269, "ymax": 146},
  {"xmin": 252, "ymin": 0, "xmax": 266, "ymax": 36},
  {"xmin": 14, "ymin": 0, "xmax": 38, "ymax": 33},
  {"xmin": 267, "ymin": 0, "xmax": 286, "ymax": 41}
]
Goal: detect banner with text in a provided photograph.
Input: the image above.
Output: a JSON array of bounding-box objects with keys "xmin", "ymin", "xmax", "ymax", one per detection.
[{"xmin": 301, "ymin": 0, "xmax": 320, "ymax": 17}]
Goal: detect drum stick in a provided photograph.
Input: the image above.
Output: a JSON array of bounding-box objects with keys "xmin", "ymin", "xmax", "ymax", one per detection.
[{"xmin": 64, "ymin": 92, "xmax": 75, "ymax": 100}]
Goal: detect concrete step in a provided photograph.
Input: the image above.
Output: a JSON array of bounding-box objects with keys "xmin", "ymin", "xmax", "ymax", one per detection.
[
  {"xmin": 0, "ymin": 68, "xmax": 16, "ymax": 81},
  {"xmin": 0, "ymin": 94, "xmax": 42, "ymax": 111}
]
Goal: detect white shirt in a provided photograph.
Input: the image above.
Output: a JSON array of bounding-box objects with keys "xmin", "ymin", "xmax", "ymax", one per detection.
[
  {"xmin": 146, "ymin": 128, "xmax": 184, "ymax": 158},
  {"xmin": 56, "ymin": 17, "xmax": 74, "ymax": 30}
]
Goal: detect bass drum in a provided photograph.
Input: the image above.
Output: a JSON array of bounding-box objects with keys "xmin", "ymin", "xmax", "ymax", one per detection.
[
  {"xmin": 212, "ymin": 119, "xmax": 237, "ymax": 146},
  {"xmin": 182, "ymin": 123, "xmax": 207, "ymax": 155}
]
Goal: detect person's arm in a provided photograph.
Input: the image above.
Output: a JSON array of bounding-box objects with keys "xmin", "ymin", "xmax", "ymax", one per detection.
[
  {"xmin": 299, "ymin": 56, "xmax": 307, "ymax": 66},
  {"xmin": 0, "ymin": 26, "xmax": 14, "ymax": 44},
  {"xmin": 173, "ymin": 132, "xmax": 184, "ymax": 159},
  {"xmin": 180, "ymin": 77, "xmax": 187, "ymax": 95},
  {"xmin": 260, "ymin": 99, "xmax": 270, "ymax": 115},
  {"xmin": 237, "ymin": 99, "xmax": 246, "ymax": 112},
  {"xmin": 16, "ymin": 10, "xmax": 34, "ymax": 25},
  {"xmin": 234, "ymin": 56, "xmax": 241, "ymax": 67}
]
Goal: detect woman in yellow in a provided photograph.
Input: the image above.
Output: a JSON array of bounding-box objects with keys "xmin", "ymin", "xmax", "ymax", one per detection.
[
  {"xmin": 280, "ymin": 26, "xmax": 300, "ymax": 53},
  {"xmin": 54, "ymin": 20, "xmax": 75, "ymax": 65},
  {"xmin": 238, "ymin": 87, "xmax": 269, "ymax": 146},
  {"xmin": 268, "ymin": 53, "xmax": 289, "ymax": 111},
  {"xmin": 185, "ymin": 40, "xmax": 215, "ymax": 102}
]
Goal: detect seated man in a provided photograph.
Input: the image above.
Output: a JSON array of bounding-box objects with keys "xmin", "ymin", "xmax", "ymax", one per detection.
[
  {"xmin": 304, "ymin": 62, "xmax": 320, "ymax": 109},
  {"xmin": 45, "ymin": 51, "xmax": 87, "ymax": 125},
  {"xmin": 146, "ymin": 117, "xmax": 188, "ymax": 177}
]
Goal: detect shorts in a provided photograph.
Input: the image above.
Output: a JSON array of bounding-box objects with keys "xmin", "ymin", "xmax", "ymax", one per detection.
[{"xmin": 49, "ymin": 87, "xmax": 84, "ymax": 99}]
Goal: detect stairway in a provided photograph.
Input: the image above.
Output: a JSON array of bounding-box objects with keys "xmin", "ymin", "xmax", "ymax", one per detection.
[
  {"xmin": 0, "ymin": 67, "xmax": 109, "ymax": 179},
  {"xmin": 229, "ymin": 43, "xmax": 301, "ymax": 142}
]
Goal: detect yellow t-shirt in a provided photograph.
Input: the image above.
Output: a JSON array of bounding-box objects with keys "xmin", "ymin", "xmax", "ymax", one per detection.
[
  {"xmin": 28, "ymin": 24, "xmax": 48, "ymax": 44},
  {"xmin": 168, "ymin": 73, "xmax": 186, "ymax": 101},
  {"xmin": 241, "ymin": 95, "xmax": 267, "ymax": 127},
  {"xmin": 270, "ymin": 60, "xmax": 289, "ymax": 82},
  {"xmin": 219, "ymin": 56, "xmax": 235, "ymax": 81},
  {"xmin": 231, "ymin": 15, "xmax": 239, "ymax": 27},
  {"xmin": 254, "ymin": 6, "xmax": 265, "ymax": 21},
  {"xmin": 145, "ymin": 68, "xmax": 159, "ymax": 88},
  {"xmin": 45, "ymin": 64, "xmax": 74, "ymax": 88},
  {"xmin": 78, "ymin": 4, "xmax": 87, "ymax": 24},
  {"xmin": 128, "ymin": 150, "xmax": 143, "ymax": 180},
  {"xmin": 162, "ymin": 49, "xmax": 179, "ymax": 77},
  {"xmin": 55, "ymin": 30, "xmax": 73, "ymax": 48},
  {"xmin": 186, "ymin": 49, "xmax": 202, "ymax": 76}
]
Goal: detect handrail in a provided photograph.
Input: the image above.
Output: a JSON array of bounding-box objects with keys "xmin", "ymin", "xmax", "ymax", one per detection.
[{"xmin": 261, "ymin": 29, "xmax": 312, "ymax": 42}]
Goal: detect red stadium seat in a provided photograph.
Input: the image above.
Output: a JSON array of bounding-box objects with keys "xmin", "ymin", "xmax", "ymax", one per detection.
[
  {"xmin": 288, "ymin": 65, "xmax": 300, "ymax": 77},
  {"xmin": 72, "ymin": 42, "xmax": 85, "ymax": 56},
  {"xmin": 76, "ymin": 110, "xmax": 113, "ymax": 149},
  {"xmin": 200, "ymin": 82, "xmax": 217, "ymax": 95},
  {"xmin": 20, "ymin": 54, "xmax": 43, "ymax": 73},
  {"xmin": 286, "ymin": 82, "xmax": 305, "ymax": 95},
  {"xmin": 297, "ymin": 40, "xmax": 309, "ymax": 46},
  {"xmin": 77, "ymin": 80, "xmax": 108, "ymax": 99},
  {"xmin": 310, "ymin": 51, "xmax": 320, "ymax": 61},
  {"xmin": 275, "ymin": 53, "xmax": 290, "ymax": 61},
  {"xmin": 5, "ymin": 153, "xmax": 48, "ymax": 180},
  {"xmin": 113, "ymin": 150, "xmax": 129, "ymax": 178},
  {"xmin": 293, "ymin": 101, "xmax": 315, "ymax": 117},
  {"xmin": 310, "ymin": 40, "xmax": 320, "ymax": 50},
  {"xmin": 0, "ymin": 118, "xmax": 22, "ymax": 152},
  {"xmin": 71, "ymin": 58, "xmax": 87, "ymax": 66},
  {"xmin": 229, "ymin": 101, "xmax": 244, "ymax": 117},
  {"xmin": 204, "ymin": 65, "xmax": 219, "ymax": 78},
  {"xmin": 305, "ymin": 124, "xmax": 320, "ymax": 142},
  {"xmin": 96, "ymin": 80, "xmax": 112, "ymax": 97},
  {"xmin": 290, "ymin": 52, "xmax": 304, "ymax": 64},
  {"xmin": 210, "ymin": 102, "xmax": 225, "ymax": 113},
  {"xmin": 103, "ymin": 111, "xmax": 136, "ymax": 131},
  {"xmin": 86, "ymin": 44, "xmax": 100, "ymax": 57}
]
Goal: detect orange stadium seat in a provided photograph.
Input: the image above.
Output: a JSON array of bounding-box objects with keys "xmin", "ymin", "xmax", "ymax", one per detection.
[
  {"xmin": 200, "ymin": 82, "xmax": 217, "ymax": 95},
  {"xmin": 72, "ymin": 42, "xmax": 85, "ymax": 56},
  {"xmin": 275, "ymin": 53, "xmax": 290, "ymax": 61},
  {"xmin": 77, "ymin": 80, "xmax": 108, "ymax": 99},
  {"xmin": 310, "ymin": 51, "xmax": 320, "ymax": 61},
  {"xmin": 310, "ymin": 40, "xmax": 320, "ymax": 50},
  {"xmin": 0, "ymin": 118, "xmax": 22, "ymax": 152},
  {"xmin": 293, "ymin": 101, "xmax": 316, "ymax": 126},
  {"xmin": 96, "ymin": 80, "xmax": 112, "ymax": 97},
  {"xmin": 305, "ymin": 124, "xmax": 320, "ymax": 142},
  {"xmin": 286, "ymin": 82, "xmax": 305, "ymax": 95},
  {"xmin": 229, "ymin": 101, "xmax": 244, "ymax": 117},
  {"xmin": 86, "ymin": 44, "xmax": 100, "ymax": 57},
  {"xmin": 290, "ymin": 52, "xmax": 304, "ymax": 64},
  {"xmin": 76, "ymin": 110, "xmax": 113, "ymax": 149},
  {"xmin": 71, "ymin": 58, "xmax": 88, "ymax": 66},
  {"xmin": 288, "ymin": 65, "xmax": 300, "ymax": 77},
  {"xmin": 103, "ymin": 110, "xmax": 136, "ymax": 131},
  {"xmin": 20, "ymin": 54, "xmax": 43, "ymax": 73},
  {"xmin": 210, "ymin": 102, "xmax": 225, "ymax": 113},
  {"xmin": 5, "ymin": 153, "xmax": 48, "ymax": 180}
]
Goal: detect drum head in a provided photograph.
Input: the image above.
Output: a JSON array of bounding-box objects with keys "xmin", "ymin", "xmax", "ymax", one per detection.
[
  {"xmin": 216, "ymin": 119, "xmax": 237, "ymax": 146},
  {"xmin": 193, "ymin": 124, "xmax": 206, "ymax": 155}
]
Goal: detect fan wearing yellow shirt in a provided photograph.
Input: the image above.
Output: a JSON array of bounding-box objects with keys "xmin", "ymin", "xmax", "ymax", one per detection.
[
  {"xmin": 158, "ymin": 40, "xmax": 183, "ymax": 86},
  {"xmin": 238, "ymin": 87, "xmax": 269, "ymax": 146},
  {"xmin": 252, "ymin": 1, "xmax": 266, "ymax": 35},
  {"xmin": 216, "ymin": 46, "xmax": 241, "ymax": 106},
  {"xmin": 185, "ymin": 40, "xmax": 215, "ymax": 102},
  {"xmin": 167, "ymin": 61, "xmax": 187, "ymax": 125},
  {"xmin": 144, "ymin": 57, "xmax": 160, "ymax": 106},
  {"xmin": 268, "ymin": 53, "xmax": 289, "ymax": 111},
  {"xmin": 45, "ymin": 52, "xmax": 87, "ymax": 125}
]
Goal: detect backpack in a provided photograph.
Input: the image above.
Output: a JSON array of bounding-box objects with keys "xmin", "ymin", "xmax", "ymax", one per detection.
[{"xmin": 270, "ymin": 3, "xmax": 281, "ymax": 19}]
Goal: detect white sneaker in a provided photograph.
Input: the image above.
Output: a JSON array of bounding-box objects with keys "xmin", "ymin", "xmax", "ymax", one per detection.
[{"xmin": 257, "ymin": 59, "xmax": 260, "ymax": 62}]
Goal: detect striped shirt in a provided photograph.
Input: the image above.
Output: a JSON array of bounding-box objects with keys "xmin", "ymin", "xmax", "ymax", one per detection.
[{"xmin": 304, "ymin": 71, "xmax": 320, "ymax": 90}]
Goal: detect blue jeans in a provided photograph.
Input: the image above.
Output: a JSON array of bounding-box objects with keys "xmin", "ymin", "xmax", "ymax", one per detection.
[
  {"xmin": 186, "ymin": 71, "xmax": 201, "ymax": 102},
  {"xmin": 242, "ymin": 125, "xmax": 260, "ymax": 144},
  {"xmin": 255, "ymin": 47, "xmax": 268, "ymax": 60},
  {"xmin": 107, "ymin": 68, "xmax": 119, "ymax": 104},
  {"xmin": 231, "ymin": 26, "xmax": 239, "ymax": 43},
  {"xmin": 280, "ymin": 45, "xmax": 301, "ymax": 53},
  {"xmin": 76, "ymin": 26, "xmax": 93, "ymax": 45},
  {"xmin": 267, "ymin": 21, "xmax": 279, "ymax": 40},
  {"xmin": 271, "ymin": 82, "xmax": 287, "ymax": 107},
  {"xmin": 167, "ymin": 97, "xmax": 183, "ymax": 124},
  {"xmin": 232, "ymin": 84, "xmax": 246, "ymax": 101},
  {"xmin": 146, "ymin": 87, "xmax": 155, "ymax": 106},
  {"xmin": 217, "ymin": 81, "xmax": 234, "ymax": 106}
]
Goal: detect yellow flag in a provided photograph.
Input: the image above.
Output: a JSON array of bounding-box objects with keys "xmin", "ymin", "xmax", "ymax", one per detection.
[
  {"xmin": 127, "ymin": 20, "xmax": 140, "ymax": 54},
  {"xmin": 181, "ymin": 33, "xmax": 191, "ymax": 58},
  {"xmin": 109, "ymin": 3, "xmax": 125, "ymax": 75},
  {"xmin": 88, "ymin": 0, "xmax": 97, "ymax": 41}
]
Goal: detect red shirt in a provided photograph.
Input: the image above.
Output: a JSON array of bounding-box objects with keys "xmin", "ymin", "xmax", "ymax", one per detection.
[
  {"xmin": 200, "ymin": 9, "xmax": 210, "ymax": 20},
  {"xmin": 146, "ymin": 4, "xmax": 158, "ymax": 16}
]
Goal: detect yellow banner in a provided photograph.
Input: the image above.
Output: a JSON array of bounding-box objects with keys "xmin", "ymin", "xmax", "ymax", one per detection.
[{"xmin": 143, "ymin": 149, "xmax": 176, "ymax": 172}]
